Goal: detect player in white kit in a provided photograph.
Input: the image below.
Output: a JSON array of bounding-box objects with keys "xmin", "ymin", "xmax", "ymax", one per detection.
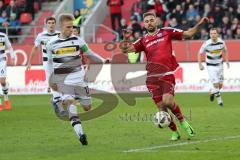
[
  {"xmin": 26, "ymin": 17, "xmax": 60, "ymax": 92},
  {"xmin": 46, "ymin": 14, "xmax": 108, "ymax": 145},
  {"xmin": 0, "ymin": 32, "xmax": 15, "ymax": 111},
  {"xmin": 198, "ymin": 28, "xmax": 230, "ymax": 106}
]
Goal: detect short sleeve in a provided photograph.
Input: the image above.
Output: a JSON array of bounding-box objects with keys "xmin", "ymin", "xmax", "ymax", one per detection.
[
  {"xmin": 79, "ymin": 38, "xmax": 89, "ymax": 52},
  {"xmin": 34, "ymin": 34, "xmax": 41, "ymax": 47},
  {"xmin": 4, "ymin": 34, "xmax": 12, "ymax": 49},
  {"xmin": 164, "ymin": 27, "xmax": 183, "ymax": 40},
  {"xmin": 133, "ymin": 38, "xmax": 144, "ymax": 52},
  {"xmin": 199, "ymin": 42, "xmax": 206, "ymax": 54}
]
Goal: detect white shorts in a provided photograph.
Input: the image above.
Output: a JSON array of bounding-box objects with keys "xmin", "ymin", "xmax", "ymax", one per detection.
[
  {"xmin": 0, "ymin": 60, "xmax": 7, "ymax": 78},
  {"xmin": 43, "ymin": 61, "xmax": 53, "ymax": 82},
  {"xmin": 50, "ymin": 68, "xmax": 91, "ymax": 106},
  {"xmin": 207, "ymin": 65, "xmax": 224, "ymax": 84}
]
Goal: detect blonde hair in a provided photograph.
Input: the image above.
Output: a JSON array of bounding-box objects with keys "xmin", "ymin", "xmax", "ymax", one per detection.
[{"xmin": 58, "ymin": 13, "xmax": 75, "ymax": 25}]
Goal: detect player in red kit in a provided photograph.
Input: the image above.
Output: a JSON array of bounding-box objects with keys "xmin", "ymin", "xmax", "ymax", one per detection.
[{"xmin": 121, "ymin": 12, "xmax": 208, "ymax": 140}]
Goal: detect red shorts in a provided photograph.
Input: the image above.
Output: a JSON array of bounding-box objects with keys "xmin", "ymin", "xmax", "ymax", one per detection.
[{"xmin": 146, "ymin": 74, "xmax": 175, "ymax": 104}]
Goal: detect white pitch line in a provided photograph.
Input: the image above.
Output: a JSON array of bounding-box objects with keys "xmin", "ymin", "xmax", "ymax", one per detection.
[{"xmin": 123, "ymin": 135, "xmax": 240, "ymax": 153}]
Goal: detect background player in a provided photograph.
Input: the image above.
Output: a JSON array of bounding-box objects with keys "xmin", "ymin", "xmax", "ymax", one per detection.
[
  {"xmin": 46, "ymin": 13, "xmax": 109, "ymax": 145},
  {"xmin": 26, "ymin": 16, "xmax": 60, "ymax": 93},
  {"xmin": 121, "ymin": 12, "xmax": 208, "ymax": 140},
  {"xmin": 198, "ymin": 28, "xmax": 230, "ymax": 106},
  {"xmin": 0, "ymin": 32, "xmax": 15, "ymax": 111}
]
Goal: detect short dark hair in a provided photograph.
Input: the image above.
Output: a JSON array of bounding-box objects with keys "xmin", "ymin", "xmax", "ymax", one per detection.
[
  {"xmin": 45, "ymin": 17, "xmax": 56, "ymax": 24},
  {"xmin": 210, "ymin": 28, "xmax": 218, "ymax": 32},
  {"xmin": 143, "ymin": 12, "xmax": 156, "ymax": 19}
]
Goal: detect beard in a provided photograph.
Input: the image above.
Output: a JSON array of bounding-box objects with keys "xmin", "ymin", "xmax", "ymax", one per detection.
[{"xmin": 147, "ymin": 27, "xmax": 156, "ymax": 34}]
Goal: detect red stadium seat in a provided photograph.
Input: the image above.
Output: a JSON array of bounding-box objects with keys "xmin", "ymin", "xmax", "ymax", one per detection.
[
  {"xmin": 20, "ymin": 13, "xmax": 32, "ymax": 24},
  {"xmin": 34, "ymin": 2, "xmax": 40, "ymax": 12}
]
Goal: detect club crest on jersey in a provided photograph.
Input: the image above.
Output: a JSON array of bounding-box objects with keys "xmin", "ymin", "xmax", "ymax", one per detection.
[{"xmin": 157, "ymin": 33, "xmax": 162, "ymax": 37}]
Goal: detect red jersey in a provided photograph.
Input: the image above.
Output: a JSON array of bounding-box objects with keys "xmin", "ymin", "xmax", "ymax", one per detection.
[{"xmin": 133, "ymin": 27, "xmax": 183, "ymax": 75}]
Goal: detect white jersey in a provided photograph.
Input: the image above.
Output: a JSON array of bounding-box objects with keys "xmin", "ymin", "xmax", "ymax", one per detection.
[
  {"xmin": 34, "ymin": 30, "xmax": 60, "ymax": 61},
  {"xmin": 0, "ymin": 32, "xmax": 14, "ymax": 59},
  {"xmin": 199, "ymin": 38, "xmax": 226, "ymax": 66},
  {"xmin": 46, "ymin": 35, "xmax": 87, "ymax": 73},
  {"xmin": 0, "ymin": 32, "xmax": 15, "ymax": 77}
]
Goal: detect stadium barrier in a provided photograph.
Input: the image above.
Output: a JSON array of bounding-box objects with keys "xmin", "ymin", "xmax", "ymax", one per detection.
[
  {"xmin": 81, "ymin": 0, "xmax": 109, "ymax": 42},
  {"xmin": 7, "ymin": 62, "xmax": 240, "ymax": 95},
  {"xmin": 9, "ymin": 40, "xmax": 240, "ymax": 66},
  {"xmin": 53, "ymin": 0, "xmax": 73, "ymax": 18}
]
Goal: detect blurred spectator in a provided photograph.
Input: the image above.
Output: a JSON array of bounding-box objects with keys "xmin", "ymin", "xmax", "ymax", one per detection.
[
  {"xmin": 182, "ymin": 0, "xmax": 193, "ymax": 13},
  {"xmin": 231, "ymin": 18, "xmax": 240, "ymax": 35},
  {"xmin": 148, "ymin": 0, "xmax": 168, "ymax": 20},
  {"xmin": 0, "ymin": 0, "xmax": 6, "ymax": 16},
  {"xmin": 156, "ymin": 16, "xmax": 163, "ymax": 28},
  {"xmin": 26, "ymin": 0, "xmax": 35, "ymax": 20},
  {"xmin": 4, "ymin": 0, "xmax": 11, "ymax": 5},
  {"xmin": 212, "ymin": 5, "xmax": 224, "ymax": 26},
  {"xmin": 221, "ymin": 16, "xmax": 231, "ymax": 39},
  {"xmin": 200, "ymin": 28, "xmax": 209, "ymax": 40},
  {"xmin": 129, "ymin": 16, "xmax": 142, "ymax": 35},
  {"xmin": 127, "ymin": 0, "xmax": 240, "ymax": 40},
  {"xmin": 171, "ymin": 4, "xmax": 184, "ymax": 24},
  {"xmin": 186, "ymin": 4, "xmax": 198, "ymax": 22},
  {"xmin": 179, "ymin": 19, "xmax": 190, "ymax": 31},
  {"xmin": 237, "ymin": 4, "xmax": 240, "ymax": 20},
  {"xmin": 202, "ymin": 4, "xmax": 211, "ymax": 17},
  {"xmin": 0, "ymin": 11, "xmax": 9, "ymax": 25},
  {"xmin": 9, "ymin": 13, "xmax": 20, "ymax": 27},
  {"xmin": 169, "ymin": 17, "xmax": 179, "ymax": 28},
  {"xmin": 166, "ymin": 0, "xmax": 179, "ymax": 13},
  {"xmin": 133, "ymin": 31, "xmax": 141, "ymax": 41},
  {"xmin": 225, "ymin": 7, "xmax": 236, "ymax": 22},
  {"xmin": 118, "ymin": 18, "xmax": 128, "ymax": 40},
  {"xmin": 73, "ymin": 9, "xmax": 84, "ymax": 26},
  {"xmin": 225, "ymin": 29, "xmax": 233, "ymax": 39},
  {"xmin": 205, "ymin": 16, "xmax": 216, "ymax": 31},
  {"xmin": 124, "ymin": 28, "xmax": 143, "ymax": 64},
  {"xmin": 9, "ymin": 13, "xmax": 21, "ymax": 42},
  {"xmin": 131, "ymin": 0, "xmax": 142, "ymax": 22},
  {"xmin": 6, "ymin": 0, "xmax": 20, "ymax": 19},
  {"xmin": 141, "ymin": 0, "xmax": 149, "ymax": 14},
  {"xmin": 107, "ymin": 0, "xmax": 124, "ymax": 31},
  {"xmin": 234, "ymin": 28, "xmax": 240, "ymax": 39},
  {"xmin": 153, "ymin": 0, "xmax": 163, "ymax": 17}
]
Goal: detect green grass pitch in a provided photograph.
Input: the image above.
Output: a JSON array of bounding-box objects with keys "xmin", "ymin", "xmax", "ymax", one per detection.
[{"xmin": 0, "ymin": 93, "xmax": 240, "ymax": 160}]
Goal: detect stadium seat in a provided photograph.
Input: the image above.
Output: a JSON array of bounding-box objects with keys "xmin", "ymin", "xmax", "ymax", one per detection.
[
  {"xmin": 20, "ymin": 13, "xmax": 32, "ymax": 24},
  {"xmin": 34, "ymin": 2, "xmax": 40, "ymax": 12}
]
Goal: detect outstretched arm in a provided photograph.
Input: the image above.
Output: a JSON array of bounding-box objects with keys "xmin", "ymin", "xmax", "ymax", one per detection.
[
  {"xmin": 84, "ymin": 48, "xmax": 107, "ymax": 63},
  {"xmin": 183, "ymin": 17, "xmax": 209, "ymax": 38}
]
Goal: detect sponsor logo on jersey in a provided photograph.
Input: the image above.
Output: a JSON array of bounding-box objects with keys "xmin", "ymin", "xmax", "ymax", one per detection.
[
  {"xmin": 146, "ymin": 38, "xmax": 164, "ymax": 48},
  {"xmin": 157, "ymin": 33, "xmax": 162, "ymax": 37},
  {"xmin": 55, "ymin": 47, "xmax": 77, "ymax": 55}
]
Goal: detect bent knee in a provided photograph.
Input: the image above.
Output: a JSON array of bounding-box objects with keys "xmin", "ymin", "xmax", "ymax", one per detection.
[
  {"xmin": 162, "ymin": 95, "xmax": 174, "ymax": 108},
  {"xmin": 82, "ymin": 105, "xmax": 91, "ymax": 111}
]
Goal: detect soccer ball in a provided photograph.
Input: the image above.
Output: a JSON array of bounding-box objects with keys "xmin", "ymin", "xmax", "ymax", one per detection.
[{"xmin": 154, "ymin": 111, "xmax": 171, "ymax": 128}]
